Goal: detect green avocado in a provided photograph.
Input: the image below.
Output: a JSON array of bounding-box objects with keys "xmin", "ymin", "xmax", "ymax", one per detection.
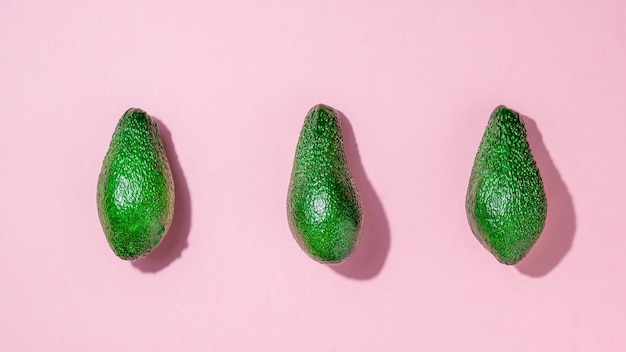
[
  {"xmin": 97, "ymin": 108, "xmax": 175, "ymax": 260},
  {"xmin": 287, "ymin": 104, "xmax": 363, "ymax": 264},
  {"xmin": 466, "ymin": 105, "xmax": 547, "ymax": 265}
]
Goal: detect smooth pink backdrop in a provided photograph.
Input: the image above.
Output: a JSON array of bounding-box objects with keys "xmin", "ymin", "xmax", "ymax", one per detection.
[{"xmin": 2, "ymin": 1, "xmax": 625, "ymax": 350}]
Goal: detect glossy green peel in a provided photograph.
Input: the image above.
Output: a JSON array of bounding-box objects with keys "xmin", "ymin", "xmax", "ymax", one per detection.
[
  {"xmin": 287, "ymin": 104, "xmax": 362, "ymax": 264},
  {"xmin": 97, "ymin": 108, "xmax": 175, "ymax": 260},
  {"xmin": 466, "ymin": 105, "xmax": 547, "ymax": 265}
]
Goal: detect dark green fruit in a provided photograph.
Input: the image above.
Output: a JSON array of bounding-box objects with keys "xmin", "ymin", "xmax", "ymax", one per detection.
[
  {"xmin": 287, "ymin": 104, "xmax": 363, "ymax": 264},
  {"xmin": 97, "ymin": 108, "xmax": 175, "ymax": 260},
  {"xmin": 466, "ymin": 105, "xmax": 547, "ymax": 265}
]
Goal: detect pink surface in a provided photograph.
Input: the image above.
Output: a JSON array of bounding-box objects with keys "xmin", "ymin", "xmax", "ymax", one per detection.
[{"xmin": 2, "ymin": 1, "xmax": 626, "ymax": 350}]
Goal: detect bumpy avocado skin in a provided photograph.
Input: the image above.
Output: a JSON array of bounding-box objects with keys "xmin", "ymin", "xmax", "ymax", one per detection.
[
  {"xmin": 466, "ymin": 106, "xmax": 547, "ymax": 265},
  {"xmin": 97, "ymin": 109, "xmax": 175, "ymax": 260},
  {"xmin": 287, "ymin": 104, "xmax": 363, "ymax": 264}
]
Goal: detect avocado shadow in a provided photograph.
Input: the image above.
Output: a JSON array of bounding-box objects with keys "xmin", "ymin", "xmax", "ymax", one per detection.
[
  {"xmin": 515, "ymin": 116, "xmax": 576, "ymax": 277},
  {"xmin": 132, "ymin": 119, "xmax": 192, "ymax": 273},
  {"xmin": 330, "ymin": 111, "xmax": 391, "ymax": 280}
]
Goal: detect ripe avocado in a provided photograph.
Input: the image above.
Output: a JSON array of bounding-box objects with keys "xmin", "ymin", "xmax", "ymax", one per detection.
[
  {"xmin": 287, "ymin": 104, "xmax": 363, "ymax": 264},
  {"xmin": 466, "ymin": 105, "xmax": 547, "ymax": 265},
  {"xmin": 97, "ymin": 108, "xmax": 175, "ymax": 260}
]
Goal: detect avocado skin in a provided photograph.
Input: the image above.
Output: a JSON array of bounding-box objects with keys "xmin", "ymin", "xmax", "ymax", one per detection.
[
  {"xmin": 466, "ymin": 106, "xmax": 547, "ymax": 265},
  {"xmin": 97, "ymin": 108, "xmax": 175, "ymax": 260},
  {"xmin": 287, "ymin": 104, "xmax": 362, "ymax": 264}
]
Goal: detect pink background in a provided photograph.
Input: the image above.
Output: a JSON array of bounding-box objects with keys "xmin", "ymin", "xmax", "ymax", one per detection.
[{"xmin": 2, "ymin": 1, "xmax": 626, "ymax": 350}]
